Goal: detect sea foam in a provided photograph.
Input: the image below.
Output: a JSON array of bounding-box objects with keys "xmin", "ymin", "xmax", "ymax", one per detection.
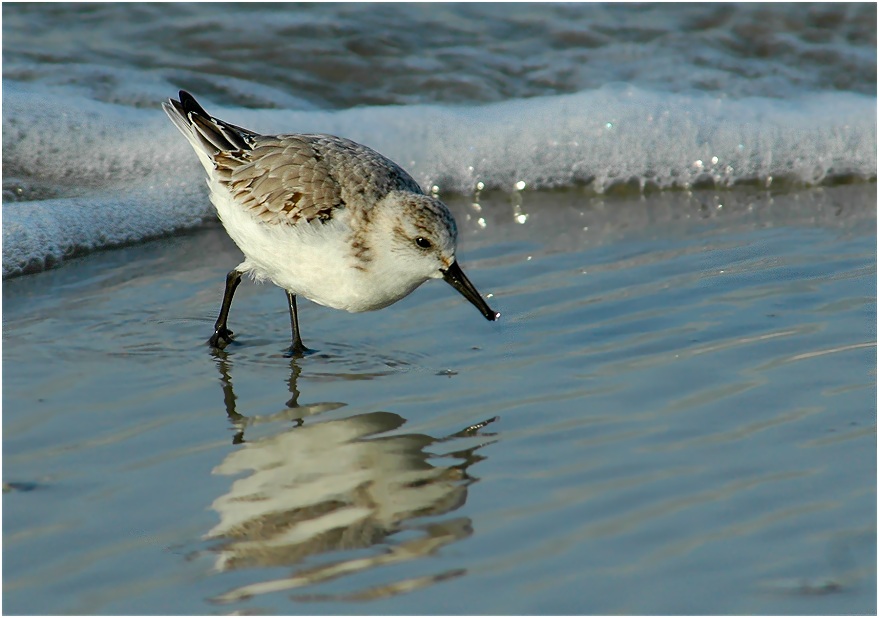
[{"xmin": 3, "ymin": 82, "xmax": 875, "ymax": 277}]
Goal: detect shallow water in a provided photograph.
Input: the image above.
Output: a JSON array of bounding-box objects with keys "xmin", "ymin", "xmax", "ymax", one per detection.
[{"xmin": 3, "ymin": 186, "xmax": 875, "ymax": 614}]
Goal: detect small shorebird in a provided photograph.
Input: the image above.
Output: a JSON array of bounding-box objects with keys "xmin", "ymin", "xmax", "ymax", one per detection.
[{"xmin": 163, "ymin": 91, "xmax": 499, "ymax": 355}]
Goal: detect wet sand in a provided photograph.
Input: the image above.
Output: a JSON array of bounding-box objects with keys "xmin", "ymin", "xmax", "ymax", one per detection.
[{"xmin": 3, "ymin": 185, "xmax": 876, "ymax": 614}]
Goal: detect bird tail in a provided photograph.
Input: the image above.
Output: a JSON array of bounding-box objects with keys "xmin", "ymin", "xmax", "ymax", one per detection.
[{"xmin": 162, "ymin": 90, "xmax": 256, "ymax": 172}]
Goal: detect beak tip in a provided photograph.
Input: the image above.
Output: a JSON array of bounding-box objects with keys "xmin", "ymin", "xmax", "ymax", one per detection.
[{"xmin": 443, "ymin": 261, "xmax": 500, "ymax": 323}]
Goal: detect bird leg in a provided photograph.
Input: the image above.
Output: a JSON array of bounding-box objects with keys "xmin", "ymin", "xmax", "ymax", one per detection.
[
  {"xmin": 209, "ymin": 269, "xmax": 242, "ymax": 348},
  {"xmin": 284, "ymin": 291, "xmax": 309, "ymax": 357}
]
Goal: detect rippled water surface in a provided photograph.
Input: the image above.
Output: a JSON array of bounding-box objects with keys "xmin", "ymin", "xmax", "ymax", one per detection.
[
  {"xmin": 4, "ymin": 3, "xmax": 875, "ymax": 107},
  {"xmin": 3, "ymin": 187, "xmax": 875, "ymax": 614}
]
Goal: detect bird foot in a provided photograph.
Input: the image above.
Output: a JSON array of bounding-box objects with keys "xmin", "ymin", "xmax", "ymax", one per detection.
[
  {"xmin": 283, "ymin": 342, "xmax": 312, "ymax": 358},
  {"xmin": 208, "ymin": 326, "xmax": 234, "ymax": 348}
]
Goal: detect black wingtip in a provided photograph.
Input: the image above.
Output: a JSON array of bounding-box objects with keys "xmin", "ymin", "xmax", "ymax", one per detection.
[{"xmin": 178, "ymin": 90, "xmax": 209, "ymax": 118}]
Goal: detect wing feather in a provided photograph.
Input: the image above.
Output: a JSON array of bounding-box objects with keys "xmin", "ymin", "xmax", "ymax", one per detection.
[{"xmin": 165, "ymin": 91, "xmax": 425, "ymax": 226}]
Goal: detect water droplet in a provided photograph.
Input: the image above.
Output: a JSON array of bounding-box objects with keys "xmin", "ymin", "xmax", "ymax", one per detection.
[
  {"xmin": 515, "ymin": 213, "xmax": 529, "ymax": 224},
  {"xmin": 515, "ymin": 180, "xmax": 526, "ymax": 191},
  {"xmin": 605, "ymin": 122, "xmax": 614, "ymax": 129},
  {"xmin": 711, "ymin": 156, "xmax": 719, "ymax": 165},
  {"xmin": 477, "ymin": 217, "xmax": 487, "ymax": 228},
  {"xmin": 476, "ymin": 181, "xmax": 485, "ymax": 191}
]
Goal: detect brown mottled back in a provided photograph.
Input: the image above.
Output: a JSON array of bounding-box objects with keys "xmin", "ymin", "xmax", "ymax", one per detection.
[
  {"xmin": 164, "ymin": 91, "xmax": 426, "ymax": 227},
  {"xmin": 215, "ymin": 132, "xmax": 425, "ymax": 226}
]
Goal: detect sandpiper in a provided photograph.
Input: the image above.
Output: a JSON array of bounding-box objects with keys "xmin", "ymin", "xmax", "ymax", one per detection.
[{"xmin": 163, "ymin": 91, "xmax": 498, "ymax": 355}]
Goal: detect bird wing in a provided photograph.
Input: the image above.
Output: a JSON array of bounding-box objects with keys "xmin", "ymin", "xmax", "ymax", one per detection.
[
  {"xmin": 214, "ymin": 136, "xmax": 344, "ymax": 225},
  {"xmin": 165, "ymin": 91, "xmax": 424, "ymax": 227},
  {"xmin": 216, "ymin": 134, "xmax": 426, "ymax": 226}
]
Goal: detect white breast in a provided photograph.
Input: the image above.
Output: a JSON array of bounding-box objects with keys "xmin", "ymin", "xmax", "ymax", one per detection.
[{"xmin": 208, "ymin": 182, "xmax": 424, "ymax": 313}]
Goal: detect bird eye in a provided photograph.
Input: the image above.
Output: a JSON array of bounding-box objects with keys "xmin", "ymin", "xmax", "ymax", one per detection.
[{"xmin": 415, "ymin": 236, "xmax": 432, "ymax": 249}]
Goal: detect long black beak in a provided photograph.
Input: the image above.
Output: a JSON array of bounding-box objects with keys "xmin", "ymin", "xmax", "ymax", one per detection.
[{"xmin": 441, "ymin": 261, "xmax": 500, "ymax": 321}]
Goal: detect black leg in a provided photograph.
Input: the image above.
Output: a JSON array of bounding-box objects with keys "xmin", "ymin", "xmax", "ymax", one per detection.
[
  {"xmin": 284, "ymin": 291, "xmax": 309, "ymax": 356},
  {"xmin": 209, "ymin": 269, "xmax": 242, "ymax": 348}
]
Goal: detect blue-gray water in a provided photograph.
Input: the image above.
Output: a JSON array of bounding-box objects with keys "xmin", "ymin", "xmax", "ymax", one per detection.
[
  {"xmin": 4, "ymin": 188, "xmax": 876, "ymax": 614},
  {"xmin": 3, "ymin": 3, "xmax": 877, "ymax": 615}
]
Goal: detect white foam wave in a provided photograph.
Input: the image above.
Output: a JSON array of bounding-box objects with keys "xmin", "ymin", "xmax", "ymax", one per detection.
[{"xmin": 3, "ymin": 82, "xmax": 875, "ymax": 277}]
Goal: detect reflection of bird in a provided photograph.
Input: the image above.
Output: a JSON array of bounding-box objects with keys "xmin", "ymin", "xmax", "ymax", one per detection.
[
  {"xmin": 163, "ymin": 91, "xmax": 499, "ymax": 355},
  {"xmin": 208, "ymin": 411, "xmax": 476, "ymax": 570},
  {"xmin": 205, "ymin": 353, "xmax": 496, "ymax": 602}
]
